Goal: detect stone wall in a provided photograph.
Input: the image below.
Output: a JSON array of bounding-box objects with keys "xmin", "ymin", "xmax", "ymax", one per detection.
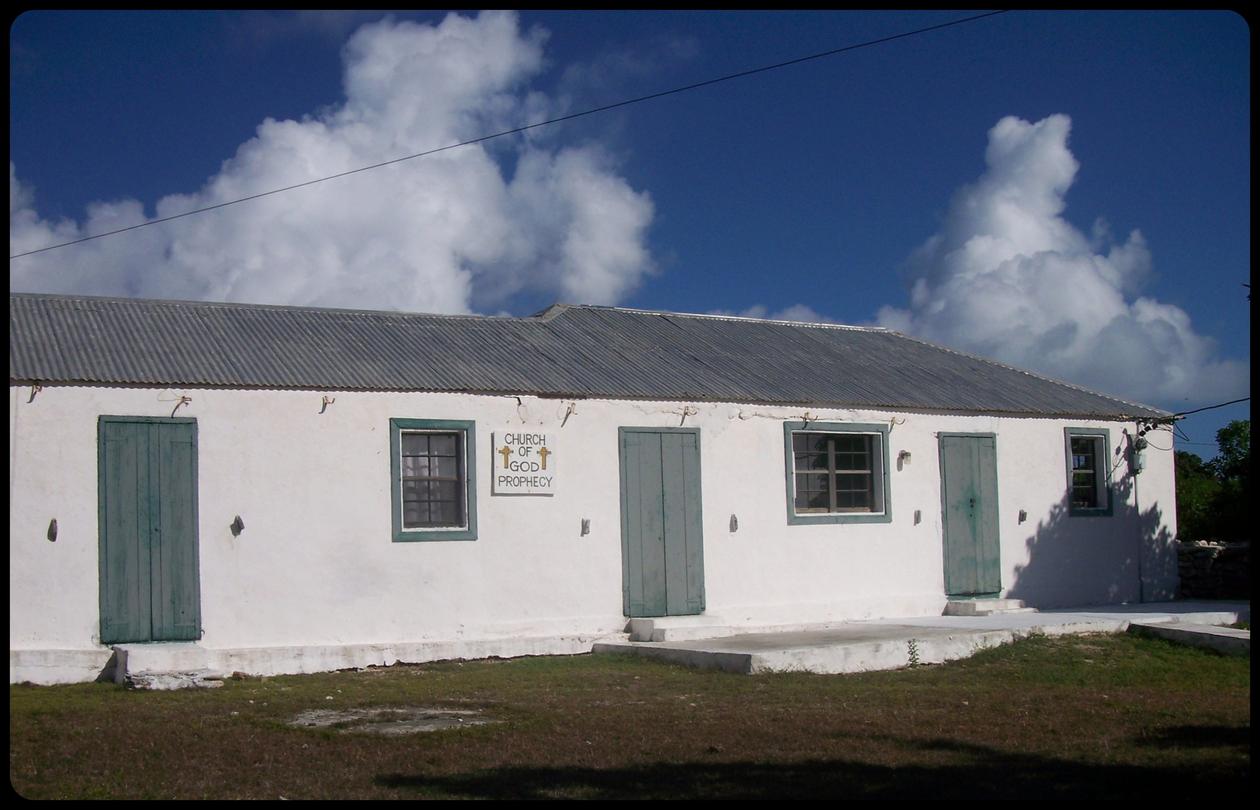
[{"xmin": 1177, "ymin": 541, "xmax": 1251, "ymax": 600}]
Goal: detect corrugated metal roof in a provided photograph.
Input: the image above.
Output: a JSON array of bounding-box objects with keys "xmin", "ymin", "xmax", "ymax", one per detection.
[{"xmin": 8, "ymin": 293, "xmax": 1168, "ymax": 419}]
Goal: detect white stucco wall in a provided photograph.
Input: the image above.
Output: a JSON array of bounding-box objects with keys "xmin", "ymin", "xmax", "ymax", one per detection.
[{"xmin": 9, "ymin": 383, "xmax": 1178, "ymax": 681}]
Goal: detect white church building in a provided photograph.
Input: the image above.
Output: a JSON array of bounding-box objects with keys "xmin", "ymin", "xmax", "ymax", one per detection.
[{"xmin": 9, "ymin": 293, "xmax": 1180, "ymax": 684}]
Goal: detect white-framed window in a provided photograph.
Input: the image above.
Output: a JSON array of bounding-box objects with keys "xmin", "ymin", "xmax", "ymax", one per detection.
[
  {"xmin": 390, "ymin": 418, "xmax": 478, "ymax": 541},
  {"xmin": 783, "ymin": 421, "xmax": 891, "ymax": 524},
  {"xmin": 1064, "ymin": 428, "xmax": 1112, "ymax": 516}
]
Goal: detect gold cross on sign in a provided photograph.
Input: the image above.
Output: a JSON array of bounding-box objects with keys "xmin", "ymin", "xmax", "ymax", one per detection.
[
  {"xmin": 498, "ymin": 446, "xmax": 513, "ymax": 467},
  {"xmin": 538, "ymin": 446, "xmax": 551, "ymax": 470}
]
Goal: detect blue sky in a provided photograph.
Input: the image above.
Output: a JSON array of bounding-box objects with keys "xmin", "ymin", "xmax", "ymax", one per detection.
[{"xmin": 9, "ymin": 10, "xmax": 1250, "ymax": 456}]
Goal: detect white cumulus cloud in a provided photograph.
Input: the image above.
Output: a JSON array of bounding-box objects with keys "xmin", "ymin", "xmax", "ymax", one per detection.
[
  {"xmin": 875, "ymin": 113, "xmax": 1247, "ymax": 408},
  {"xmin": 10, "ymin": 11, "xmax": 655, "ymax": 313}
]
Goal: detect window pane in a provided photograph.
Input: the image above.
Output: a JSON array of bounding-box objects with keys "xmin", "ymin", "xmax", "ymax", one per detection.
[
  {"xmin": 402, "ymin": 434, "xmax": 429, "ymax": 456},
  {"xmin": 795, "ymin": 471, "xmax": 829, "ymax": 512},
  {"xmin": 1072, "ymin": 487, "xmax": 1098, "ymax": 509},
  {"xmin": 795, "ymin": 452, "xmax": 829, "ymax": 471},
  {"xmin": 797, "ymin": 473, "xmax": 829, "ymax": 492},
  {"xmin": 432, "ymin": 455, "xmax": 459, "ymax": 478},
  {"xmin": 402, "ymin": 455, "xmax": 428, "ymax": 477},
  {"xmin": 1069, "ymin": 435, "xmax": 1102, "ymax": 509},
  {"xmin": 796, "ymin": 488, "xmax": 830, "ymax": 511},
  {"xmin": 793, "ymin": 433, "xmax": 829, "ymax": 452},
  {"xmin": 790, "ymin": 429, "xmax": 884, "ymax": 517},
  {"xmin": 835, "ymin": 473, "xmax": 870, "ymax": 492},
  {"xmin": 836, "ymin": 438, "xmax": 866, "ymax": 456},
  {"xmin": 431, "ymin": 501, "xmax": 460, "ymax": 525},
  {"xmin": 429, "ymin": 434, "xmax": 458, "ymax": 456},
  {"xmin": 1071, "ymin": 438, "xmax": 1095, "ymax": 468},
  {"xmin": 835, "ymin": 452, "xmax": 870, "ymax": 472},
  {"xmin": 403, "ymin": 502, "xmax": 427, "ymax": 528},
  {"xmin": 397, "ymin": 428, "xmax": 469, "ymax": 529},
  {"xmin": 835, "ymin": 473, "xmax": 872, "ymax": 512}
]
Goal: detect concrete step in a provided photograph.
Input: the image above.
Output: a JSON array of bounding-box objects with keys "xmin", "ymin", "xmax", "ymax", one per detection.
[
  {"xmin": 596, "ymin": 624, "xmax": 1026, "ymax": 675},
  {"xmin": 626, "ymin": 615, "xmax": 736, "ymax": 642},
  {"xmin": 112, "ymin": 643, "xmax": 224, "ymax": 690},
  {"xmin": 1126, "ymin": 620, "xmax": 1250, "ymax": 656},
  {"xmin": 943, "ymin": 598, "xmax": 1038, "ymax": 617}
]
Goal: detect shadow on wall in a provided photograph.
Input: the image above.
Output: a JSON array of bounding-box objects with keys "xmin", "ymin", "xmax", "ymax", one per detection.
[{"xmin": 1007, "ymin": 470, "xmax": 1178, "ymax": 609}]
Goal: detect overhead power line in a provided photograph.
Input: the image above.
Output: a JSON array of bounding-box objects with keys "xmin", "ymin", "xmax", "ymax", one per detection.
[
  {"xmin": 1172, "ymin": 397, "xmax": 1250, "ymax": 418},
  {"xmin": 10, "ymin": 10, "xmax": 1009, "ymax": 261}
]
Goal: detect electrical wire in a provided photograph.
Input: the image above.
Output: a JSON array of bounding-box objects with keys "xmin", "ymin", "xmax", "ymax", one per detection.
[
  {"xmin": 9, "ymin": 10, "xmax": 1010, "ymax": 261},
  {"xmin": 1172, "ymin": 397, "xmax": 1250, "ymax": 418}
]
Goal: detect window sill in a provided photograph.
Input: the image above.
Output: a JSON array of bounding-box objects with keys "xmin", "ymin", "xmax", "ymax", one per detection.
[
  {"xmin": 392, "ymin": 527, "xmax": 477, "ymax": 542},
  {"xmin": 788, "ymin": 511, "xmax": 892, "ymax": 526},
  {"xmin": 1066, "ymin": 507, "xmax": 1113, "ymax": 518}
]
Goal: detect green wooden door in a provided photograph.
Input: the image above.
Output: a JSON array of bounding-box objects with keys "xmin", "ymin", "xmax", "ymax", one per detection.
[
  {"xmin": 939, "ymin": 434, "xmax": 1001, "ymax": 597},
  {"xmin": 99, "ymin": 417, "xmax": 201, "ymax": 643},
  {"xmin": 619, "ymin": 428, "xmax": 705, "ymax": 617}
]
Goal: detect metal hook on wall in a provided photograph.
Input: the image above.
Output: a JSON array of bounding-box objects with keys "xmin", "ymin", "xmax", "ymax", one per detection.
[
  {"xmin": 170, "ymin": 395, "xmax": 192, "ymax": 418},
  {"xmin": 27, "ymin": 384, "xmax": 43, "ymax": 404},
  {"xmin": 319, "ymin": 395, "xmax": 336, "ymax": 414}
]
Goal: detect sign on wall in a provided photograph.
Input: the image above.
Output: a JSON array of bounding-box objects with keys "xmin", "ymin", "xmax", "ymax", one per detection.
[{"xmin": 492, "ymin": 432, "xmax": 556, "ymax": 496}]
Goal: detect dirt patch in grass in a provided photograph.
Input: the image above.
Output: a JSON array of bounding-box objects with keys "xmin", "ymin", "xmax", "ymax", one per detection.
[
  {"xmin": 10, "ymin": 633, "xmax": 1249, "ymax": 799},
  {"xmin": 288, "ymin": 706, "xmax": 498, "ymax": 735}
]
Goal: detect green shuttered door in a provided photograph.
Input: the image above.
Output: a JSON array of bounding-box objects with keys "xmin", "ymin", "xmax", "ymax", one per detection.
[
  {"xmin": 620, "ymin": 429, "xmax": 705, "ymax": 617},
  {"xmin": 940, "ymin": 434, "xmax": 1001, "ymax": 597},
  {"xmin": 99, "ymin": 418, "xmax": 201, "ymax": 643}
]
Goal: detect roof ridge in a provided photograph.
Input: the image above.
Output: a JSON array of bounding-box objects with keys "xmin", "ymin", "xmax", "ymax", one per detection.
[
  {"xmin": 9, "ymin": 291, "xmax": 513, "ymax": 323},
  {"xmin": 562, "ymin": 303, "xmax": 886, "ymax": 332}
]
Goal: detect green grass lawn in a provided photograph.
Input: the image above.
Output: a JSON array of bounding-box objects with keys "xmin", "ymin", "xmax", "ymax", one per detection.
[{"xmin": 9, "ymin": 633, "xmax": 1249, "ymax": 800}]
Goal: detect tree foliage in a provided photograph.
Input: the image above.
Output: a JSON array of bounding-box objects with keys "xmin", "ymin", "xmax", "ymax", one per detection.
[{"xmin": 1175, "ymin": 419, "xmax": 1250, "ymax": 541}]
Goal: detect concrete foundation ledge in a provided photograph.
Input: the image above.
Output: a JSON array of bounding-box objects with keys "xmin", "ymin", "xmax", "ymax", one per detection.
[
  {"xmin": 1126, "ymin": 621, "xmax": 1250, "ymax": 656},
  {"xmin": 12, "ymin": 634, "xmax": 623, "ymax": 687},
  {"xmin": 199, "ymin": 634, "xmax": 615, "ymax": 678},
  {"xmin": 10, "ymin": 649, "xmax": 117, "ymax": 685},
  {"xmin": 596, "ymin": 629, "xmax": 1029, "ymax": 676}
]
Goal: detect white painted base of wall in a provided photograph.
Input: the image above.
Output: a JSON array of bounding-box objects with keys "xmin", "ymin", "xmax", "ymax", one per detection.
[
  {"xmin": 9, "ymin": 649, "xmax": 116, "ymax": 685},
  {"xmin": 709, "ymin": 594, "xmax": 949, "ymax": 628},
  {"xmin": 10, "ymin": 633, "xmax": 626, "ymax": 686}
]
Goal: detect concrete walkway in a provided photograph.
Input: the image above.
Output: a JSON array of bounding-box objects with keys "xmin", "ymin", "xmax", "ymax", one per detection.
[{"xmin": 591, "ymin": 601, "xmax": 1250, "ymax": 675}]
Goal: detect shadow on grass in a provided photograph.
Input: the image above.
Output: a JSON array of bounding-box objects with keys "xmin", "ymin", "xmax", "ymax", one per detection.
[
  {"xmin": 374, "ymin": 730, "xmax": 1249, "ymax": 799},
  {"xmin": 1136, "ymin": 725, "xmax": 1251, "ymax": 750}
]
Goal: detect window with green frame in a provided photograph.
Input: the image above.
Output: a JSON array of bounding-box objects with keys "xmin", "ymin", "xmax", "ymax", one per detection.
[
  {"xmin": 1064, "ymin": 427, "xmax": 1112, "ymax": 516},
  {"xmin": 390, "ymin": 418, "xmax": 478, "ymax": 541},
  {"xmin": 783, "ymin": 421, "xmax": 891, "ymax": 525}
]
